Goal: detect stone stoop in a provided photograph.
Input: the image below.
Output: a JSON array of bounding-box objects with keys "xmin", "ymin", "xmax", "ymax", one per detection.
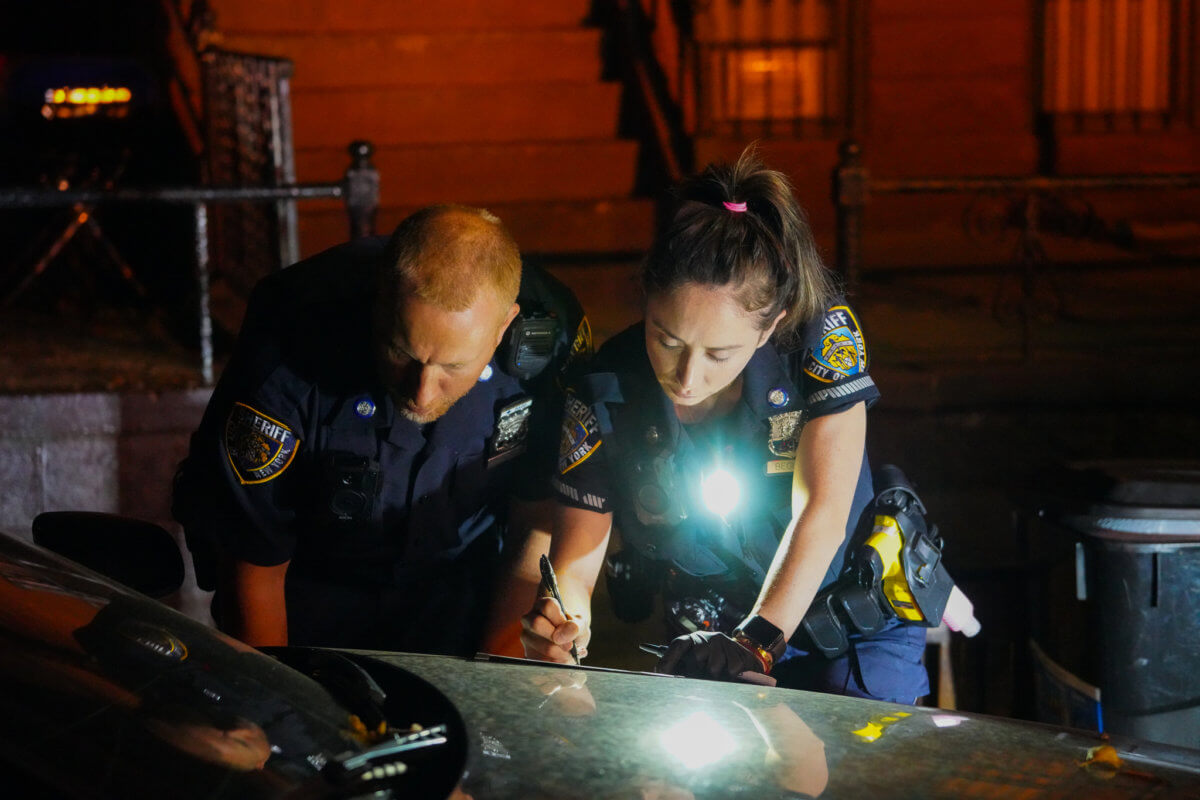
[{"xmin": 206, "ymin": 0, "xmax": 656, "ymax": 257}]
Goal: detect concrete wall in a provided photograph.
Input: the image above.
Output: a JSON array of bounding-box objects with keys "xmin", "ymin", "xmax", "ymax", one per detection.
[{"xmin": 0, "ymin": 389, "xmax": 213, "ymax": 621}]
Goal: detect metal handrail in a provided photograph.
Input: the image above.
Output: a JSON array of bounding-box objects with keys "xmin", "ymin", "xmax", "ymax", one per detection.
[
  {"xmin": 868, "ymin": 174, "xmax": 1200, "ymax": 195},
  {"xmin": 161, "ymin": 0, "xmax": 207, "ymax": 155},
  {"xmin": 834, "ymin": 140, "xmax": 1200, "ymax": 288},
  {"xmin": 615, "ymin": 0, "xmax": 689, "ymax": 184},
  {"xmin": 0, "ymin": 141, "xmax": 380, "ymax": 386},
  {"xmin": 0, "ymin": 184, "xmax": 347, "ymax": 207},
  {"xmin": 833, "ymin": 140, "xmax": 1200, "ymax": 361}
]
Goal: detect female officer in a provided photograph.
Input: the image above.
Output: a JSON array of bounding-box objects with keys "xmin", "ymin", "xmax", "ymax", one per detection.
[{"xmin": 520, "ymin": 150, "xmax": 928, "ymax": 703}]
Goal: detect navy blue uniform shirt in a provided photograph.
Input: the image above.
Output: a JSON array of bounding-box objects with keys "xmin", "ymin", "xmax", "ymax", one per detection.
[
  {"xmin": 554, "ymin": 301, "xmax": 879, "ymax": 599},
  {"xmin": 174, "ymin": 237, "xmax": 589, "ymax": 652},
  {"xmin": 551, "ymin": 303, "xmax": 929, "ymax": 702}
]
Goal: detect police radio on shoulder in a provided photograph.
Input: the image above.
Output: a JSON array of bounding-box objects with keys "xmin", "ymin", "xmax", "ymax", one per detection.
[{"xmin": 505, "ymin": 312, "xmax": 560, "ymax": 380}]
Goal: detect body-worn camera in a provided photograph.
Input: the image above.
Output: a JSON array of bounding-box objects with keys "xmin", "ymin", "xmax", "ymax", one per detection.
[
  {"xmin": 632, "ymin": 453, "xmax": 689, "ymax": 527},
  {"xmin": 322, "ymin": 452, "xmax": 381, "ymax": 523}
]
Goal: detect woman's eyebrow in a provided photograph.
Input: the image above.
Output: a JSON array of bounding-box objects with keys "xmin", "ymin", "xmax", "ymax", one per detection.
[{"xmin": 650, "ymin": 319, "xmax": 744, "ymax": 351}]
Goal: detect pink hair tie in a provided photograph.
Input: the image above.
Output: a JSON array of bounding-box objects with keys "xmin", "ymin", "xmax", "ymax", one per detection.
[{"xmin": 723, "ymin": 200, "xmax": 748, "ymax": 212}]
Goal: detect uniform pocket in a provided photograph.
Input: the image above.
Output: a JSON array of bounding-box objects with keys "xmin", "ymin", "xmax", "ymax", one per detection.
[
  {"xmin": 451, "ymin": 450, "xmax": 494, "ymax": 528},
  {"xmin": 852, "ymin": 623, "xmax": 930, "ymax": 703}
]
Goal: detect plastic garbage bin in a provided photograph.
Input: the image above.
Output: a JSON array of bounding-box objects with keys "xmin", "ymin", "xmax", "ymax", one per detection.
[{"xmin": 1045, "ymin": 461, "xmax": 1200, "ymax": 749}]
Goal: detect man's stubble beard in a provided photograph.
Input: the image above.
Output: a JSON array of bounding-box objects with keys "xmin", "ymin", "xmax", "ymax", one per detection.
[{"xmin": 393, "ymin": 390, "xmax": 464, "ymax": 425}]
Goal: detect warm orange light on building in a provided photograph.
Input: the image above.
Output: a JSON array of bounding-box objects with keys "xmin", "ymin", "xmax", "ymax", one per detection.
[
  {"xmin": 41, "ymin": 85, "xmax": 133, "ymax": 120},
  {"xmin": 46, "ymin": 85, "xmax": 132, "ymax": 105},
  {"xmin": 744, "ymin": 57, "xmax": 782, "ymax": 74}
]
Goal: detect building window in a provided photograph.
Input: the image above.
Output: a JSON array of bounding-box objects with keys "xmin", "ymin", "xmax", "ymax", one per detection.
[
  {"xmin": 1042, "ymin": 0, "xmax": 1193, "ymax": 131},
  {"xmin": 693, "ymin": 0, "xmax": 841, "ymax": 137}
]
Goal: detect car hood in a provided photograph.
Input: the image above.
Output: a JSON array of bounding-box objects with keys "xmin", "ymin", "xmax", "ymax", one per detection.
[
  {"xmin": 374, "ymin": 650, "xmax": 1200, "ymax": 799},
  {"xmin": 0, "ymin": 532, "xmax": 464, "ymax": 799},
  {"xmin": 2, "ymin": 529, "xmax": 1198, "ymax": 799}
]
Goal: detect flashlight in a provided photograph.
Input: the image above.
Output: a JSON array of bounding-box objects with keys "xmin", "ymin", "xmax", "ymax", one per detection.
[{"xmin": 701, "ymin": 467, "xmax": 741, "ymax": 519}]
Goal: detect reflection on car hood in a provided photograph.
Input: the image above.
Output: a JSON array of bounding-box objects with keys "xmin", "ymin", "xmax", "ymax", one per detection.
[
  {"xmin": 0, "ymin": 533, "xmax": 377, "ymax": 798},
  {"xmin": 3, "ymin": 528, "xmax": 1198, "ymax": 799},
  {"xmin": 369, "ymin": 652, "xmax": 1200, "ymax": 799}
]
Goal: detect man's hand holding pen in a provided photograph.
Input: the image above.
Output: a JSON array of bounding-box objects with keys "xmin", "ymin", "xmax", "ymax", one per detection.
[{"xmin": 519, "ymin": 555, "xmax": 591, "ymax": 664}]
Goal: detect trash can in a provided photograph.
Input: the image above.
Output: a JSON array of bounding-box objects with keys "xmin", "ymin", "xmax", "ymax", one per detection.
[{"xmin": 1043, "ymin": 461, "xmax": 1200, "ymax": 749}]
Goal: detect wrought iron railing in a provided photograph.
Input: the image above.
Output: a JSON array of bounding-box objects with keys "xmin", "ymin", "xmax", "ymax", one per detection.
[
  {"xmin": 614, "ymin": 0, "xmax": 689, "ymax": 183},
  {"xmin": 201, "ymin": 49, "xmax": 302, "ymax": 297},
  {"xmin": 162, "ymin": 1, "xmax": 332, "ymax": 299},
  {"xmin": 0, "ymin": 142, "xmax": 380, "ymax": 385},
  {"xmin": 834, "ymin": 140, "xmax": 1200, "ymax": 358}
]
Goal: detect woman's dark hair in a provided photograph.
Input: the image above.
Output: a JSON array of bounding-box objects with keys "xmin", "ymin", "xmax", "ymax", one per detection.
[{"xmin": 642, "ymin": 147, "xmax": 835, "ymax": 343}]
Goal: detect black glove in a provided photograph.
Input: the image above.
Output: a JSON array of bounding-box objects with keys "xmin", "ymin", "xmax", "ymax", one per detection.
[{"xmin": 655, "ymin": 631, "xmax": 768, "ymax": 682}]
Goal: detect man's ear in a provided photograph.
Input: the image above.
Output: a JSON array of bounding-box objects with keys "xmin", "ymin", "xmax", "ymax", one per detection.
[
  {"xmin": 759, "ymin": 309, "xmax": 787, "ymax": 347},
  {"xmin": 496, "ymin": 302, "xmax": 521, "ymax": 347}
]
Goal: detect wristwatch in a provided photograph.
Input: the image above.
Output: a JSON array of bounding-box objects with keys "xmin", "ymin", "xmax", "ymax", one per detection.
[{"xmin": 733, "ymin": 615, "xmax": 787, "ymax": 673}]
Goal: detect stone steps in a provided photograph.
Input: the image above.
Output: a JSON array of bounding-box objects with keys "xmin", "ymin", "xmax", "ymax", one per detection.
[
  {"xmin": 296, "ymin": 140, "xmax": 640, "ymax": 205},
  {"xmin": 220, "ymin": 29, "xmax": 605, "ymax": 88},
  {"xmin": 203, "ymin": 0, "xmax": 652, "ymax": 257},
  {"xmin": 292, "ymin": 82, "xmax": 622, "ymax": 147},
  {"xmin": 209, "ymin": 0, "xmax": 594, "ymax": 34},
  {"xmin": 299, "ymin": 197, "xmax": 657, "ymax": 257}
]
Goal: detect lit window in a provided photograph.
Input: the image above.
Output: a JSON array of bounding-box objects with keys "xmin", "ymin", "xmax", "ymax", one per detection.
[
  {"xmin": 694, "ymin": 0, "xmax": 840, "ymax": 134},
  {"xmin": 1042, "ymin": 0, "xmax": 1183, "ymax": 127}
]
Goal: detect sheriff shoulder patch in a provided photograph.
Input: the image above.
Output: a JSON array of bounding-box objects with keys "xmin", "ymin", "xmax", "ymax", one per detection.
[
  {"xmin": 558, "ymin": 392, "xmax": 602, "ymax": 474},
  {"xmin": 224, "ymin": 402, "xmax": 299, "ymax": 485},
  {"xmin": 804, "ymin": 305, "xmax": 869, "ymax": 384},
  {"xmin": 567, "ymin": 316, "xmax": 593, "ymax": 369}
]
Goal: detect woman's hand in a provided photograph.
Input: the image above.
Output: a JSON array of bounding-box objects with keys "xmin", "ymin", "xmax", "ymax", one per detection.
[
  {"xmin": 520, "ymin": 595, "xmax": 591, "ymax": 663},
  {"xmin": 655, "ymin": 631, "xmax": 777, "ymax": 686}
]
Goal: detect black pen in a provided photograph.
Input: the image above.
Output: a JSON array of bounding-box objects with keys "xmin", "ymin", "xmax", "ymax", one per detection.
[
  {"xmin": 538, "ymin": 554, "xmax": 580, "ymax": 665},
  {"xmin": 639, "ymin": 642, "xmax": 669, "ymax": 658}
]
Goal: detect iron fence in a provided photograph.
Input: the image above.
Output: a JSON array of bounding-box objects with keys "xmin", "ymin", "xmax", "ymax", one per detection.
[
  {"xmin": 0, "ymin": 141, "xmax": 380, "ymax": 385},
  {"xmin": 834, "ymin": 140, "xmax": 1200, "ymax": 358},
  {"xmin": 202, "ymin": 49, "xmax": 301, "ymax": 297}
]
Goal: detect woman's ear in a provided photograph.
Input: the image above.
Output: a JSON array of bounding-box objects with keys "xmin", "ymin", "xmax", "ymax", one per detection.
[{"xmin": 759, "ymin": 309, "xmax": 787, "ymax": 346}]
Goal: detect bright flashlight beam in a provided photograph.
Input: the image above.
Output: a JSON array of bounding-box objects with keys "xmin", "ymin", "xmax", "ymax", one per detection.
[
  {"xmin": 659, "ymin": 711, "xmax": 738, "ymax": 770},
  {"xmin": 701, "ymin": 468, "xmax": 741, "ymax": 518}
]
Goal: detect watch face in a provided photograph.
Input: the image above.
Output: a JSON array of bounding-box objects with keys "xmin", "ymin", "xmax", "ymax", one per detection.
[{"xmin": 739, "ymin": 615, "xmax": 786, "ymax": 655}]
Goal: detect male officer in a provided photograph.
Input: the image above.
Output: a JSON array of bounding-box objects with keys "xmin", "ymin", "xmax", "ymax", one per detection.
[{"xmin": 173, "ymin": 205, "xmax": 589, "ymax": 655}]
